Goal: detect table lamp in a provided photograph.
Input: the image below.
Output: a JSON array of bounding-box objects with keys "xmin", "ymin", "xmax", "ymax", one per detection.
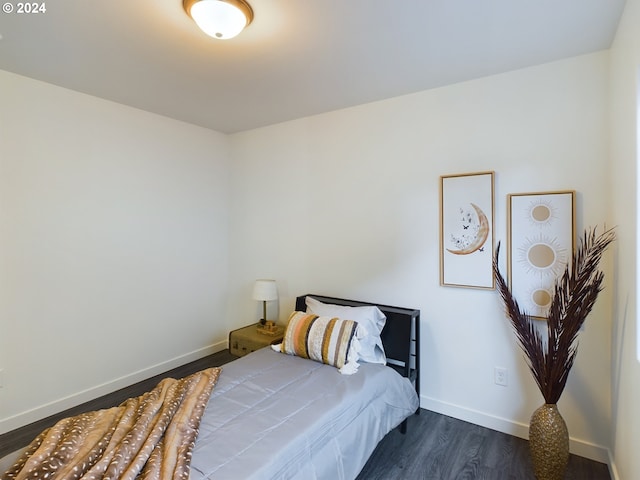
[{"xmin": 252, "ymin": 279, "xmax": 278, "ymax": 333}]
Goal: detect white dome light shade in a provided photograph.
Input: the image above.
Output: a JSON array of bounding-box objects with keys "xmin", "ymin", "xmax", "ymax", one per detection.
[{"xmin": 185, "ymin": 0, "xmax": 253, "ymax": 40}]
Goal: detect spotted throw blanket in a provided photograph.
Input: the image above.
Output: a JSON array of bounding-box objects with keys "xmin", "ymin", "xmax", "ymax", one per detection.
[{"xmin": 2, "ymin": 368, "xmax": 221, "ymax": 480}]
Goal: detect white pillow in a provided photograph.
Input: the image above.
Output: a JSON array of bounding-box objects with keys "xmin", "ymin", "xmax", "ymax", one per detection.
[{"xmin": 305, "ymin": 297, "xmax": 387, "ymax": 364}]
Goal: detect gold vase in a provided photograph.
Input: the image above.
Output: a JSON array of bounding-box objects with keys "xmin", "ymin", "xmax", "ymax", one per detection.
[{"xmin": 529, "ymin": 404, "xmax": 569, "ymax": 480}]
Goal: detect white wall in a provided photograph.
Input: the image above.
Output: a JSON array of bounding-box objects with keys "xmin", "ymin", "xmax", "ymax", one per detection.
[
  {"xmin": 0, "ymin": 45, "xmax": 623, "ymax": 469},
  {"xmin": 0, "ymin": 70, "xmax": 232, "ymax": 432},
  {"xmin": 609, "ymin": 0, "xmax": 640, "ymax": 478},
  {"xmin": 228, "ymin": 52, "xmax": 613, "ymax": 462}
]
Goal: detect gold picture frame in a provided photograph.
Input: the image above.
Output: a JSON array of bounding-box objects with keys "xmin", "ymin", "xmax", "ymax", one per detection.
[
  {"xmin": 440, "ymin": 171, "xmax": 495, "ymax": 289},
  {"xmin": 507, "ymin": 190, "xmax": 576, "ymax": 319}
]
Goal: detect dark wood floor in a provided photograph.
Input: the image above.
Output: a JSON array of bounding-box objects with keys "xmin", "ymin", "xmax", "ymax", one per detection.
[
  {"xmin": 1, "ymin": 350, "xmax": 611, "ymax": 480},
  {"xmin": 357, "ymin": 409, "xmax": 611, "ymax": 480}
]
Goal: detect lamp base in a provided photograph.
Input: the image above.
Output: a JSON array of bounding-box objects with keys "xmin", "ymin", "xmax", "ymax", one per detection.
[{"xmin": 257, "ymin": 320, "xmax": 279, "ymax": 335}]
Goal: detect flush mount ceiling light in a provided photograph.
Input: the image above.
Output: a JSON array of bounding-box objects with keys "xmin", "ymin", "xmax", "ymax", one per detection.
[{"xmin": 183, "ymin": 0, "xmax": 253, "ymax": 40}]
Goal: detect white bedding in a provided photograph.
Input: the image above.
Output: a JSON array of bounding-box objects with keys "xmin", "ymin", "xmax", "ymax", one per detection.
[{"xmin": 190, "ymin": 347, "xmax": 419, "ymax": 480}]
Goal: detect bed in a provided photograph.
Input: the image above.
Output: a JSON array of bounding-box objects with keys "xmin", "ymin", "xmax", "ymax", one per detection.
[{"xmin": 1, "ymin": 294, "xmax": 420, "ymax": 480}]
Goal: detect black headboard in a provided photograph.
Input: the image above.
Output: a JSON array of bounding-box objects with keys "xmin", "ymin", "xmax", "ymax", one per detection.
[{"xmin": 295, "ymin": 294, "xmax": 420, "ymax": 400}]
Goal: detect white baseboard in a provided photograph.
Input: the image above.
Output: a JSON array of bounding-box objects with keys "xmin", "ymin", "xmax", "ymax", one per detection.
[
  {"xmin": 420, "ymin": 395, "xmax": 611, "ymax": 465},
  {"xmin": 0, "ymin": 341, "xmax": 227, "ymax": 434},
  {"xmin": 607, "ymin": 452, "xmax": 620, "ymax": 480}
]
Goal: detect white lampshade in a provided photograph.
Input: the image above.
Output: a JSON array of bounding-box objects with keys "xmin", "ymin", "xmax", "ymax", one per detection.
[
  {"xmin": 184, "ymin": 0, "xmax": 253, "ymax": 40},
  {"xmin": 252, "ymin": 279, "xmax": 278, "ymax": 301}
]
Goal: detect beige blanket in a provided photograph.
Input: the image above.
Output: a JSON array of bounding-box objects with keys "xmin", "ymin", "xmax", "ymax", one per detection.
[{"xmin": 2, "ymin": 367, "xmax": 221, "ymax": 480}]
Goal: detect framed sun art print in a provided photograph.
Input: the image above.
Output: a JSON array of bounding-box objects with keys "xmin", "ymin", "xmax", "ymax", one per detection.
[
  {"xmin": 507, "ymin": 190, "xmax": 575, "ymax": 319},
  {"xmin": 440, "ymin": 171, "xmax": 495, "ymax": 289}
]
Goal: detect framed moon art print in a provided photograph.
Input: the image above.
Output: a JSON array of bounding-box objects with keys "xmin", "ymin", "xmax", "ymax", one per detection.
[
  {"xmin": 508, "ymin": 190, "xmax": 575, "ymax": 319},
  {"xmin": 440, "ymin": 171, "xmax": 495, "ymax": 289}
]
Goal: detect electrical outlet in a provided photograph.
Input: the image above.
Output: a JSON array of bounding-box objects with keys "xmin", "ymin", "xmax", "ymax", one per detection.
[{"xmin": 494, "ymin": 367, "xmax": 508, "ymax": 386}]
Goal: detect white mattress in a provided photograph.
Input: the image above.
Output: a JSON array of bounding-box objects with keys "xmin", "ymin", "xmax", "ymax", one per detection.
[{"xmin": 190, "ymin": 347, "xmax": 419, "ymax": 480}]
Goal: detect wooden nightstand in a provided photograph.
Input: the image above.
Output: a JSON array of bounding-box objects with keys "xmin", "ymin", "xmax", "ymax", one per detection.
[{"xmin": 229, "ymin": 323, "xmax": 285, "ymax": 357}]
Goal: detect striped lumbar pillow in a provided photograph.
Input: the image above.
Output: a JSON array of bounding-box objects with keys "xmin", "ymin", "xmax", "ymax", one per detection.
[{"xmin": 280, "ymin": 311, "xmax": 358, "ymax": 370}]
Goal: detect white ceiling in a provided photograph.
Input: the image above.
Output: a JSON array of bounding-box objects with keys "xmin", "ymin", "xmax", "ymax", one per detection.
[{"xmin": 0, "ymin": 0, "xmax": 626, "ymax": 134}]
